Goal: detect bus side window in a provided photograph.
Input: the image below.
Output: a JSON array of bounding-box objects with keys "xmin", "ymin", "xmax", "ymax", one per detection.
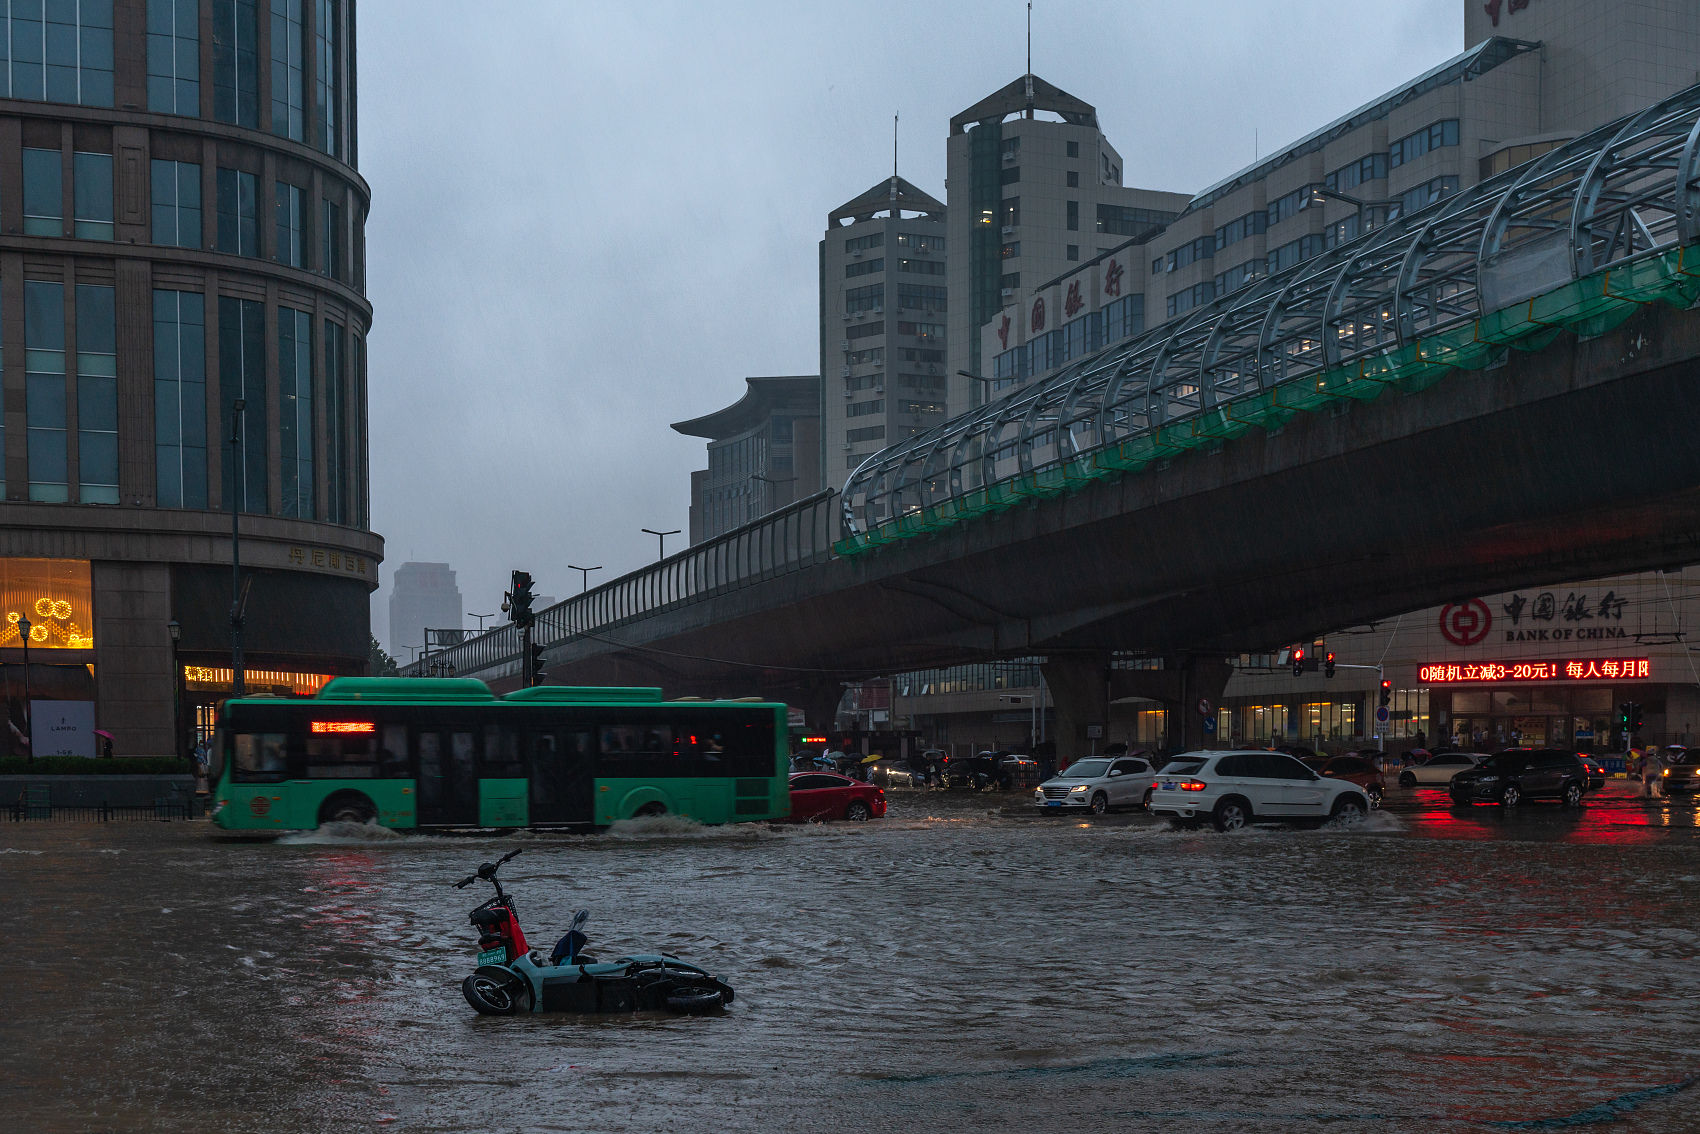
[
  {"xmin": 483, "ymin": 725, "xmax": 524, "ymax": 777},
  {"xmin": 379, "ymin": 725, "xmax": 409, "ymax": 777},
  {"xmin": 234, "ymin": 733, "xmax": 288, "ymax": 781},
  {"xmin": 305, "ymin": 731, "xmax": 378, "ymax": 778}
]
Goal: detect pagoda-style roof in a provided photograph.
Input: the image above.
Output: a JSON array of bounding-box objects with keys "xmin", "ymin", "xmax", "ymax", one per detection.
[
  {"xmin": 671, "ymin": 375, "xmax": 819, "ymax": 440},
  {"xmin": 950, "ymin": 73, "xmax": 1097, "ymax": 135},
  {"xmin": 828, "ymin": 176, "xmax": 946, "ymax": 225}
]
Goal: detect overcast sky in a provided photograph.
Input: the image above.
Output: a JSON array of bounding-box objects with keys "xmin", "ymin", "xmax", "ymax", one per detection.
[{"xmin": 362, "ymin": 0, "xmax": 1462, "ymax": 656}]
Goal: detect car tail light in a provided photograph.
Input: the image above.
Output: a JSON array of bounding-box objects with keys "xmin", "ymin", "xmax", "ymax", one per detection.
[{"xmin": 1179, "ymin": 780, "xmax": 1207, "ymax": 792}]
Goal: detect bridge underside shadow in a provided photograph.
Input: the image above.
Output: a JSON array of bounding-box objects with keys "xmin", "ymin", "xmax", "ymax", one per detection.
[{"xmin": 548, "ymin": 302, "xmax": 1700, "ymax": 693}]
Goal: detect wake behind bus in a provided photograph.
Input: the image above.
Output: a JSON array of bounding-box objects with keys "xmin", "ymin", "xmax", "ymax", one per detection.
[{"xmin": 210, "ymin": 678, "xmax": 790, "ymax": 833}]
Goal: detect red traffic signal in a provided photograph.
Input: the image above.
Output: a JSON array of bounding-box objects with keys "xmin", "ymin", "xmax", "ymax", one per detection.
[
  {"xmin": 1291, "ymin": 647, "xmax": 1305, "ymax": 677},
  {"xmin": 1324, "ymin": 651, "xmax": 1337, "ymax": 678}
]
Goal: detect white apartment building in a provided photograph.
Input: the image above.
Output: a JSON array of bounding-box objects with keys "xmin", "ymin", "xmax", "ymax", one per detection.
[
  {"xmin": 944, "ymin": 73, "xmax": 1190, "ymax": 417},
  {"xmin": 818, "ymin": 177, "xmax": 949, "ymax": 483}
]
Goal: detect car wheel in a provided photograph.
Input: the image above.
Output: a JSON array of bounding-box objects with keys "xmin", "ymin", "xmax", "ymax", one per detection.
[
  {"xmin": 1211, "ymin": 797, "xmax": 1250, "ymax": 832},
  {"xmin": 1500, "ymin": 784, "xmax": 1521, "ymax": 808},
  {"xmin": 1142, "ymin": 786, "xmax": 1154, "ymax": 810},
  {"xmin": 1562, "ymin": 780, "xmax": 1583, "ymax": 808},
  {"xmin": 1089, "ymin": 792, "xmax": 1108, "ymax": 815},
  {"xmin": 1330, "ymin": 795, "xmax": 1368, "ymax": 824},
  {"xmin": 845, "ymin": 799, "xmax": 872, "ymax": 821},
  {"xmin": 1398, "ymin": 771, "xmax": 1416, "ymax": 788}
]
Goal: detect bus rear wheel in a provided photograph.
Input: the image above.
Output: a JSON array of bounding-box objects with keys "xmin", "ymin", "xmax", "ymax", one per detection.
[
  {"xmin": 318, "ymin": 791, "xmax": 376, "ymax": 826},
  {"xmin": 634, "ymin": 801, "xmax": 667, "ymax": 818}
]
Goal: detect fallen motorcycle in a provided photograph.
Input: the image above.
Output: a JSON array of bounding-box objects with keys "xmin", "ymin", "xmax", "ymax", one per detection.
[{"xmin": 455, "ymin": 848, "xmax": 734, "ymax": 1016}]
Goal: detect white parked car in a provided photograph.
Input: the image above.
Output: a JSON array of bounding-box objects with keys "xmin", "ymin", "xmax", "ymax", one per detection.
[
  {"xmin": 1033, "ymin": 755, "xmax": 1156, "ymax": 814},
  {"xmin": 1148, "ymin": 749, "xmax": 1371, "ymax": 831},
  {"xmin": 1396, "ymin": 752, "xmax": 1489, "ymax": 788}
]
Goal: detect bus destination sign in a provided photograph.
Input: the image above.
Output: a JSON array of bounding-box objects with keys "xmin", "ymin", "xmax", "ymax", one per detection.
[
  {"xmin": 310, "ymin": 721, "xmax": 376, "ymax": 734},
  {"xmin": 1419, "ymin": 658, "xmax": 1650, "ymax": 684}
]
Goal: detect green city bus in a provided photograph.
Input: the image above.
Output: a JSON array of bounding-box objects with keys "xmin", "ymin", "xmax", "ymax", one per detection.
[{"xmin": 211, "ymin": 677, "xmax": 790, "ymax": 832}]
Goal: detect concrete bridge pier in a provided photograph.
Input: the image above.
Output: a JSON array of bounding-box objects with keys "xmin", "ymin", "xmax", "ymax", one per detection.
[
  {"xmin": 1105, "ymin": 655, "xmax": 1235, "ymax": 754},
  {"xmin": 757, "ymin": 679, "xmax": 846, "ymax": 738},
  {"xmin": 1041, "ymin": 655, "xmax": 1111, "ymax": 767}
]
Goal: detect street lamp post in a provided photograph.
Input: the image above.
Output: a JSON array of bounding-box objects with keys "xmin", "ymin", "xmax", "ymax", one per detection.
[
  {"xmin": 566, "ymin": 565, "xmax": 603, "ymax": 593},
  {"xmin": 17, "ymin": 614, "xmax": 30, "ymax": 760},
  {"xmin": 167, "ymin": 619, "xmax": 183, "ymax": 760},
  {"xmin": 956, "ymin": 369, "xmax": 996, "ymax": 408},
  {"xmin": 640, "ymin": 528, "xmax": 680, "ymax": 562},
  {"xmin": 466, "ymin": 612, "xmax": 494, "ymax": 632},
  {"xmin": 229, "ymin": 398, "xmax": 246, "ymax": 697}
]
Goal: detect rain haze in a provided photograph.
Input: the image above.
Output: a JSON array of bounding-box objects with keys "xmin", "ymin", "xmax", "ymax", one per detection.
[{"xmin": 363, "ymin": 0, "xmax": 1461, "ymax": 656}]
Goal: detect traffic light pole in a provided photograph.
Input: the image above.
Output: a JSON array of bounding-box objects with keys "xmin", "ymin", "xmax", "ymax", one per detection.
[{"xmin": 520, "ymin": 624, "xmax": 534, "ymax": 688}]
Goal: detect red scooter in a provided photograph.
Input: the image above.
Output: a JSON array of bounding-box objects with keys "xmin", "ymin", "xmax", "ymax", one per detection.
[{"xmin": 454, "ymin": 849, "xmax": 734, "ymax": 1016}]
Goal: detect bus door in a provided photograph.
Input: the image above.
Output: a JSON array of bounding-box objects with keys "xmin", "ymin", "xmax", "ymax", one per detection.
[
  {"xmin": 416, "ymin": 728, "xmax": 479, "ymax": 825},
  {"xmin": 528, "ymin": 729, "xmax": 594, "ymax": 825}
]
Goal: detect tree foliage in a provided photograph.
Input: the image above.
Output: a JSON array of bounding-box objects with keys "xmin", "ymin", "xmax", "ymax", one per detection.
[{"xmin": 368, "ymin": 635, "xmax": 400, "ymax": 677}]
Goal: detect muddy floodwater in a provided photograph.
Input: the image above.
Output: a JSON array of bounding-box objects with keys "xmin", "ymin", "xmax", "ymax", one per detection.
[{"xmin": 5, "ymin": 787, "xmax": 1700, "ymax": 1133}]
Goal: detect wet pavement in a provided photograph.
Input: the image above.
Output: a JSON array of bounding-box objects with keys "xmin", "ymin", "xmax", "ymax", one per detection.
[{"xmin": 3, "ymin": 781, "xmax": 1700, "ymax": 1133}]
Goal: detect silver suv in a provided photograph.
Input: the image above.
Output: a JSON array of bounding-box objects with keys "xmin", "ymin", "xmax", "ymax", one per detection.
[
  {"xmin": 1034, "ymin": 755, "xmax": 1156, "ymax": 814},
  {"xmin": 1149, "ymin": 749, "xmax": 1371, "ymax": 831}
]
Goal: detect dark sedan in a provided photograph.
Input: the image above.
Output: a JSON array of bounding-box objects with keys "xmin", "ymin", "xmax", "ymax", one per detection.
[{"xmin": 785, "ymin": 772, "xmax": 886, "ymax": 822}]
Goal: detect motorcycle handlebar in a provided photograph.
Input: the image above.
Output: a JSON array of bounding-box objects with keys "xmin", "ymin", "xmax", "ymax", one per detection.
[{"xmin": 451, "ymin": 847, "xmax": 522, "ymax": 888}]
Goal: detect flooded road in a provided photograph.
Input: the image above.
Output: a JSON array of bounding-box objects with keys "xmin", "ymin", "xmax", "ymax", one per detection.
[{"xmin": 4, "ymin": 785, "xmax": 1700, "ymax": 1133}]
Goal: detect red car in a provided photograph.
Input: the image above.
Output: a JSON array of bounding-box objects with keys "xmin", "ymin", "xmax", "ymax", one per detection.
[
  {"xmin": 786, "ymin": 772, "xmax": 886, "ymax": 822},
  {"xmin": 1302, "ymin": 753, "xmax": 1386, "ymax": 806}
]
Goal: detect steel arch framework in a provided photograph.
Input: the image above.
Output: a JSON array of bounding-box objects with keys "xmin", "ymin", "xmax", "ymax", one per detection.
[{"xmin": 841, "ymin": 82, "xmax": 1700, "ymax": 547}]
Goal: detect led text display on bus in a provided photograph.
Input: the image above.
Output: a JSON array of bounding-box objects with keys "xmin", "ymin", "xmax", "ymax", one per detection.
[
  {"xmin": 1419, "ymin": 658, "xmax": 1650, "ymax": 684},
  {"xmin": 310, "ymin": 721, "xmax": 376, "ymax": 733}
]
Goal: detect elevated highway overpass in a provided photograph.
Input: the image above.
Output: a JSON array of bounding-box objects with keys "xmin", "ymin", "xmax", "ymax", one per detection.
[{"xmin": 410, "ymin": 85, "xmax": 1700, "ymax": 758}]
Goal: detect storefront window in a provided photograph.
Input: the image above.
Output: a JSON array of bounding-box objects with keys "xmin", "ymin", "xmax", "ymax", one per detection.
[
  {"xmin": 1239, "ymin": 704, "xmax": 1290, "ymax": 743},
  {"xmin": 1303, "ymin": 702, "xmax": 1357, "ymax": 742},
  {"xmin": 0, "ymin": 559, "xmax": 93, "ymax": 649}
]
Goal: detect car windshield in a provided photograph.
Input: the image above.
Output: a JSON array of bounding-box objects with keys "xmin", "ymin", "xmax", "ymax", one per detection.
[
  {"xmin": 1060, "ymin": 759, "xmax": 1111, "ymax": 779},
  {"xmin": 1162, "ymin": 758, "xmax": 1208, "ymax": 776},
  {"xmin": 1665, "ymin": 750, "xmax": 1695, "ymax": 765}
]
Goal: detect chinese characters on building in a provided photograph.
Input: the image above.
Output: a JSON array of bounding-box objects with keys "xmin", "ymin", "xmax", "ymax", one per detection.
[{"xmin": 1419, "ymin": 657, "xmax": 1650, "ymax": 684}]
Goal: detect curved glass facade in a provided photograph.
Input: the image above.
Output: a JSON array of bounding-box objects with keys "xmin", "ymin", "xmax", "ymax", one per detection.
[{"xmin": 0, "ymin": 0, "xmax": 369, "ymax": 523}]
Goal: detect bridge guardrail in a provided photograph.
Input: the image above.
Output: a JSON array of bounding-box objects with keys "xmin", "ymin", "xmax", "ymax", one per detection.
[{"xmin": 405, "ymin": 490, "xmax": 841, "ymax": 678}]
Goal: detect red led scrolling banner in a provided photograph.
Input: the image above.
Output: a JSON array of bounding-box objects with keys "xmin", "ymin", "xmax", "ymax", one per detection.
[{"xmin": 1419, "ymin": 658, "xmax": 1650, "ymax": 684}]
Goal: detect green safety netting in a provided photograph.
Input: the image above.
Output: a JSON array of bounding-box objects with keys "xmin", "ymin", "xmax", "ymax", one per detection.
[{"xmin": 837, "ymin": 242, "xmax": 1700, "ymax": 556}]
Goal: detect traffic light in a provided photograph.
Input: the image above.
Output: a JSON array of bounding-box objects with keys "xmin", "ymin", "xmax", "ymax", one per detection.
[
  {"xmin": 529, "ymin": 640, "xmax": 548, "ymax": 686},
  {"xmin": 1618, "ymin": 702, "xmax": 1632, "ymax": 732},
  {"xmin": 1378, "ymin": 680, "xmax": 1392, "ymax": 709},
  {"xmin": 1630, "ymin": 703, "xmax": 1644, "ymax": 733},
  {"xmin": 1291, "ymin": 647, "xmax": 1305, "ymax": 678},
  {"xmin": 505, "ymin": 569, "xmax": 535, "ymax": 628},
  {"xmin": 1324, "ymin": 651, "xmax": 1336, "ymax": 679}
]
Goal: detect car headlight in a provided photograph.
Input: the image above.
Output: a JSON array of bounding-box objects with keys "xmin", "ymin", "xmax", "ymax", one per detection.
[
  {"xmin": 1662, "ymin": 769, "xmax": 1670, "ymax": 776},
  {"xmin": 1476, "ymin": 775, "xmax": 1498, "ymax": 783},
  {"xmin": 1069, "ymin": 784, "xmax": 1088, "ymax": 793}
]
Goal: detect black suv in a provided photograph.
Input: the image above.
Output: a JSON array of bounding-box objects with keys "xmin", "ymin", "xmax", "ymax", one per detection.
[{"xmin": 1449, "ymin": 748, "xmax": 1592, "ymax": 808}]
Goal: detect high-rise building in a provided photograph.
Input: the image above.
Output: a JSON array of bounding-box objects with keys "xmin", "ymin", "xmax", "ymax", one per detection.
[
  {"xmin": 673, "ymin": 375, "xmax": 820, "ymax": 545},
  {"xmin": 0, "ymin": 1, "xmax": 375, "ymax": 759},
  {"xmin": 944, "ymin": 74, "xmax": 1190, "ymax": 416},
  {"xmin": 389, "ymin": 563, "xmax": 462, "ymax": 662},
  {"xmin": 819, "ymin": 176, "xmax": 947, "ymax": 485}
]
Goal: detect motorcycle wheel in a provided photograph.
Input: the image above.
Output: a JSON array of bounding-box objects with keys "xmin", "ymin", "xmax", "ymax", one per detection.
[
  {"xmin": 462, "ymin": 971, "xmax": 524, "ymax": 1015},
  {"xmin": 665, "ymin": 986, "xmax": 725, "ymax": 1014}
]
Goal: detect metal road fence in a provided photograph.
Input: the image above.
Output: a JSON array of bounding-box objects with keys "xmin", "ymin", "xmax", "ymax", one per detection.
[
  {"xmin": 839, "ymin": 81, "xmax": 1700, "ymax": 550},
  {"xmin": 405, "ymin": 490, "xmax": 840, "ymax": 678}
]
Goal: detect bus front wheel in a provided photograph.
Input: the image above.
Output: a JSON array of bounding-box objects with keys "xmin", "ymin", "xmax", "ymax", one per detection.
[
  {"xmin": 633, "ymin": 801, "xmax": 667, "ymax": 818},
  {"xmin": 318, "ymin": 791, "xmax": 377, "ymax": 826}
]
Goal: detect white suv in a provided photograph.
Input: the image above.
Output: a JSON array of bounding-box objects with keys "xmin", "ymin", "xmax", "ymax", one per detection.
[
  {"xmin": 1149, "ymin": 749, "xmax": 1371, "ymax": 831},
  {"xmin": 1033, "ymin": 755, "xmax": 1156, "ymax": 813}
]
